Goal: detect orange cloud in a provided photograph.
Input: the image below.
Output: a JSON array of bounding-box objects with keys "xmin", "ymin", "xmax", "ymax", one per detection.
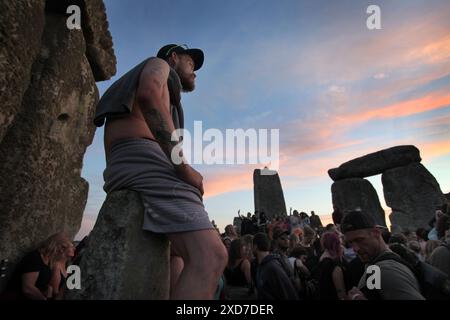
[
  {"xmin": 337, "ymin": 91, "xmax": 450, "ymax": 126},
  {"xmin": 203, "ymin": 167, "xmax": 254, "ymax": 198},
  {"xmin": 406, "ymin": 35, "xmax": 450, "ymax": 65},
  {"xmin": 418, "ymin": 139, "xmax": 450, "ymax": 161}
]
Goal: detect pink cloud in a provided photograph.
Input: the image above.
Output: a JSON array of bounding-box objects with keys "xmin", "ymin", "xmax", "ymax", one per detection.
[{"xmin": 336, "ymin": 91, "xmax": 450, "ymax": 126}]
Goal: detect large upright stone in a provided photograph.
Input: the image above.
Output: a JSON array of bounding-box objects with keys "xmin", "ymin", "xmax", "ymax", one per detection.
[
  {"xmin": 328, "ymin": 145, "xmax": 421, "ymax": 181},
  {"xmin": 331, "ymin": 178, "xmax": 387, "ymax": 227},
  {"xmin": 46, "ymin": 0, "xmax": 117, "ymax": 80},
  {"xmin": 383, "ymin": 163, "xmax": 447, "ymax": 233},
  {"xmin": 82, "ymin": 0, "xmax": 117, "ymax": 80},
  {"xmin": 0, "ymin": 0, "xmax": 46, "ymax": 142},
  {"xmin": 66, "ymin": 191, "xmax": 170, "ymax": 300},
  {"xmin": 254, "ymin": 169, "xmax": 287, "ymax": 220},
  {"xmin": 0, "ymin": 13, "xmax": 97, "ymax": 291}
]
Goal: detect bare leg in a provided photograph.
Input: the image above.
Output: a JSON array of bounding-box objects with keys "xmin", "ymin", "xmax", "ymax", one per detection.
[
  {"xmin": 170, "ymin": 255, "xmax": 184, "ymax": 295},
  {"xmin": 168, "ymin": 229, "xmax": 228, "ymax": 300}
]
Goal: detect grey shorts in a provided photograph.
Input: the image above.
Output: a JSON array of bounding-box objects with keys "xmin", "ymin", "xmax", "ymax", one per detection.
[{"xmin": 103, "ymin": 138, "xmax": 213, "ymax": 233}]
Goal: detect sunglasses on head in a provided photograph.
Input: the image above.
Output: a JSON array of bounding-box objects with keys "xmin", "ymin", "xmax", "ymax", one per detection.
[{"xmin": 165, "ymin": 44, "xmax": 189, "ymax": 57}]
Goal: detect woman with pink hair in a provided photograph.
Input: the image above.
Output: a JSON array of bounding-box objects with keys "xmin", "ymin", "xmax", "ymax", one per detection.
[{"xmin": 314, "ymin": 231, "xmax": 347, "ymax": 300}]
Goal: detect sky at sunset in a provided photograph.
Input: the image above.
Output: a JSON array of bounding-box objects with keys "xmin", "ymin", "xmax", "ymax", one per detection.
[{"xmin": 76, "ymin": 0, "xmax": 450, "ymax": 240}]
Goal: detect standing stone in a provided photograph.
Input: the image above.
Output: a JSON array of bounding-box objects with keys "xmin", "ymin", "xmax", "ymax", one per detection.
[
  {"xmin": 45, "ymin": 0, "xmax": 117, "ymax": 81},
  {"xmin": 82, "ymin": 0, "xmax": 117, "ymax": 81},
  {"xmin": 66, "ymin": 191, "xmax": 170, "ymax": 300},
  {"xmin": 383, "ymin": 163, "xmax": 447, "ymax": 233},
  {"xmin": 328, "ymin": 145, "xmax": 421, "ymax": 181},
  {"xmin": 331, "ymin": 178, "xmax": 386, "ymax": 227},
  {"xmin": 0, "ymin": 13, "xmax": 97, "ymax": 291},
  {"xmin": 254, "ymin": 168, "xmax": 287, "ymax": 220},
  {"xmin": 0, "ymin": 0, "xmax": 46, "ymax": 141}
]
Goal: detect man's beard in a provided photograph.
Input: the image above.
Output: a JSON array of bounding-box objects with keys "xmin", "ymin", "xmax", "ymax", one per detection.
[{"xmin": 176, "ymin": 69, "xmax": 195, "ymax": 92}]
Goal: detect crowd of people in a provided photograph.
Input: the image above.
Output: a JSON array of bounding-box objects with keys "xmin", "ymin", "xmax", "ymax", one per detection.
[
  {"xmin": 216, "ymin": 206, "xmax": 450, "ymax": 300},
  {"xmin": 2, "ymin": 205, "xmax": 450, "ymax": 300}
]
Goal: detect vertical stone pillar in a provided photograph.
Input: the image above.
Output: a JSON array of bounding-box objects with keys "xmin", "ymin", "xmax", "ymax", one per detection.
[
  {"xmin": 383, "ymin": 163, "xmax": 447, "ymax": 233},
  {"xmin": 331, "ymin": 178, "xmax": 386, "ymax": 227},
  {"xmin": 254, "ymin": 169, "xmax": 287, "ymax": 220},
  {"xmin": 66, "ymin": 190, "xmax": 170, "ymax": 300}
]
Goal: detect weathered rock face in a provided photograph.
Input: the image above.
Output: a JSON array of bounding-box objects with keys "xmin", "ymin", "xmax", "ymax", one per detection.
[
  {"xmin": 0, "ymin": 0, "xmax": 46, "ymax": 141},
  {"xmin": 328, "ymin": 145, "xmax": 421, "ymax": 181},
  {"xmin": 82, "ymin": 0, "xmax": 117, "ymax": 81},
  {"xmin": 0, "ymin": 0, "xmax": 116, "ymax": 293},
  {"xmin": 45, "ymin": 0, "xmax": 117, "ymax": 81},
  {"xmin": 383, "ymin": 163, "xmax": 447, "ymax": 233},
  {"xmin": 254, "ymin": 169, "xmax": 287, "ymax": 220},
  {"xmin": 66, "ymin": 191, "xmax": 170, "ymax": 300},
  {"xmin": 0, "ymin": 12, "xmax": 96, "ymax": 284},
  {"xmin": 331, "ymin": 178, "xmax": 387, "ymax": 227}
]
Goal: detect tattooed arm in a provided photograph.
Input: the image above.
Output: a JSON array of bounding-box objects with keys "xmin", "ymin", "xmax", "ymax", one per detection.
[{"xmin": 136, "ymin": 58, "xmax": 204, "ymax": 194}]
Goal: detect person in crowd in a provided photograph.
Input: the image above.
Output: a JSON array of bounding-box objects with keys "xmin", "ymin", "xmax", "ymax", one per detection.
[
  {"xmin": 436, "ymin": 213, "xmax": 450, "ymax": 240},
  {"xmin": 428, "ymin": 230, "xmax": 450, "ymax": 278},
  {"xmin": 389, "ymin": 233, "xmax": 408, "ymax": 245},
  {"xmin": 332, "ymin": 207, "xmax": 343, "ymax": 226},
  {"xmin": 342, "ymin": 211, "xmax": 425, "ymax": 300},
  {"xmin": 240, "ymin": 234, "xmax": 254, "ymax": 261},
  {"xmin": 224, "ymin": 224, "xmax": 238, "ymax": 241},
  {"xmin": 4, "ymin": 232, "xmax": 72, "ymax": 300},
  {"xmin": 314, "ymin": 232, "xmax": 347, "ymax": 300},
  {"xmin": 416, "ymin": 228, "xmax": 429, "ymax": 255},
  {"xmin": 49, "ymin": 235, "xmax": 75, "ymax": 299},
  {"xmin": 222, "ymin": 237, "xmax": 232, "ymax": 252},
  {"xmin": 258, "ymin": 212, "xmax": 268, "ymax": 233},
  {"xmin": 424, "ymin": 240, "xmax": 442, "ymax": 263},
  {"xmin": 309, "ymin": 211, "xmax": 323, "ymax": 231},
  {"xmin": 252, "ymin": 233, "xmax": 299, "ymax": 300},
  {"xmin": 428, "ymin": 209, "xmax": 445, "ymax": 240},
  {"xmin": 300, "ymin": 212, "xmax": 310, "ymax": 227},
  {"xmin": 301, "ymin": 225, "xmax": 320, "ymax": 272},
  {"xmin": 288, "ymin": 233, "xmax": 300, "ymax": 256},
  {"xmin": 289, "ymin": 210, "xmax": 301, "ymax": 233},
  {"xmin": 408, "ymin": 240, "xmax": 424, "ymax": 261},
  {"xmin": 224, "ymin": 239, "xmax": 252, "ymax": 288}
]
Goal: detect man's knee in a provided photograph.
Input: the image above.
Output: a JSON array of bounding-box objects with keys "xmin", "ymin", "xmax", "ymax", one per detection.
[
  {"xmin": 216, "ymin": 242, "xmax": 228, "ymax": 269},
  {"xmin": 193, "ymin": 241, "xmax": 227, "ymax": 275}
]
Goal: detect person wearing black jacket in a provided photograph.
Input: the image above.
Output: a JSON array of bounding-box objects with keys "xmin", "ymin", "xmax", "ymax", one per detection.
[{"xmin": 252, "ymin": 233, "xmax": 299, "ymax": 300}]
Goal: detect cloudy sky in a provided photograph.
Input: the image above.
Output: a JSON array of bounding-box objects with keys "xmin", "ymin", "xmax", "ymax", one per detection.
[{"xmin": 76, "ymin": 0, "xmax": 450, "ymax": 240}]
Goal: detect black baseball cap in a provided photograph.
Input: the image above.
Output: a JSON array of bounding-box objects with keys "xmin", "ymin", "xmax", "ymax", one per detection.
[
  {"xmin": 340, "ymin": 210, "xmax": 376, "ymax": 233},
  {"xmin": 157, "ymin": 44, "xmax": 204, "ymax": 71}
]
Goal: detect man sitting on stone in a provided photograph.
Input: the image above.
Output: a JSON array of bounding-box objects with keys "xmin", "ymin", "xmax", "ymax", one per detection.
[
  {"xmin": 94, "ymin": 44, "xmax": 227, "ymax": 299},
  {"xmin": 342, "ymin": 210, "xmax": 425, "ymax": 300}
]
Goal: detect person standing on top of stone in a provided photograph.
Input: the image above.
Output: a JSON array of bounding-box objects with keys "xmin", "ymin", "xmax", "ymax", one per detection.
[
  {"xmin": 310, "ymin": 210, "xmax": 323, "ymax": 231},
  {"xmin": 93, "ymin": 44, "xmax": 227, "ymax": 299}
]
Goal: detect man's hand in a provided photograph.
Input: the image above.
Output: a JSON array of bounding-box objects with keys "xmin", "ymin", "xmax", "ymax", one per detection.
[
  {"xmin": 176, "ymin": 164, "xmax": 204, "ymax": 195},
  {"xmin": 348, "ymin": 287, "xmax": 367, "ymax": 300}
]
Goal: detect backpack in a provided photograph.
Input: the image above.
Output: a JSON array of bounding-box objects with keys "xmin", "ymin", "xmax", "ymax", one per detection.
[
  {"xmin": 373, "ymin": 252, "xmax": 450, "ymax": 300},
  {"xmin": 296, "ymin": 269, "xmax": 320, "ymax": 301},
  {"xmin": 279, "ymin": 256, "xmax": 320, "ymax": 300},
  {"xmin": 274, "ymin": 255, "xmax": 303, "ymax": 299}
]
